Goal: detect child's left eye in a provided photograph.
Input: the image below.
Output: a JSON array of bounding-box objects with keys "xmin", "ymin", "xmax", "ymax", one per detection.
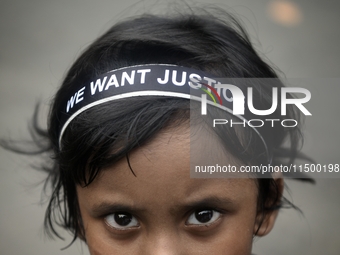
[{"xmin": 186, "ymin": 209, "xmax": 221, "ymax": 226}]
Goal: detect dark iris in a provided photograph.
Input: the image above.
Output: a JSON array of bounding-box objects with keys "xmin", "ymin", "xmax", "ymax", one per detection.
[
  {"xmin": 195, "ymin": 210, "xmax": 213, "ymax": 223},
  {"xmin": 114, "ymin": 213, "xmax": 132, "ymax": 226}
]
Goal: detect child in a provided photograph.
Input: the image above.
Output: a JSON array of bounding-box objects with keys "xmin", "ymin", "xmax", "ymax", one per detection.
[{"xmin": 3, "ymin": 8, "xmax": 313, "ymax": 255}]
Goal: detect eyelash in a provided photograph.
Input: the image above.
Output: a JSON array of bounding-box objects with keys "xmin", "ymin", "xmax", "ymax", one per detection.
[
  {"xmin": 186, "ymin": 208, "xmax": 225, "ymax": 227},
  {"xmin": 104, "ymin": 208, "xmax": 225, "ymax": 231},
  {"xmin": 104, "ymin": 212, "xmax": 140, "ymax": 230}
]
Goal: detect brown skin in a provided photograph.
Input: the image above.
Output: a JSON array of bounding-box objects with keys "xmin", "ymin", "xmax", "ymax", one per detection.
[{"xmin": 77, "ymin": 125, "xmax": 281, "ymax": 255}]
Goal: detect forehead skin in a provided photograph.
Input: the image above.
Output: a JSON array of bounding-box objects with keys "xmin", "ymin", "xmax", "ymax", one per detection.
[{"xmin": 77, "ymin": 125, "xmax": 259, "ymax": 255}]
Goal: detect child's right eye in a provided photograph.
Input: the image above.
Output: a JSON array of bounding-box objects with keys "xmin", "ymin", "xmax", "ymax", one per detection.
[{"xmin": 104, "ymin": 212, "xmax": 140, "ymax": 230}]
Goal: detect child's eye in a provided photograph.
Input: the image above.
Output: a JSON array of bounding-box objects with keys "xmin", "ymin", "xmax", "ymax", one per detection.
[
  {"xmin": 104, "ymin": 212, "xmax": 139, "ymax": 230},
  {"xmin": 186, "ymin": 209, "xmax": 221, "ymax": 226}
]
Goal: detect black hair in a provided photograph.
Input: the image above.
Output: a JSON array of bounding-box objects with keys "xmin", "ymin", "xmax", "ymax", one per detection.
[{"xmin": 2, "ymin": 9, "xmax": 313, "ymax": 244}]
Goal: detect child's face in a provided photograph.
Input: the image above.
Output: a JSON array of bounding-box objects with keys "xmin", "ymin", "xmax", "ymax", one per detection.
[{"xmin": 77, "ymin": 125, "xmax": 275, "ymax": 255}]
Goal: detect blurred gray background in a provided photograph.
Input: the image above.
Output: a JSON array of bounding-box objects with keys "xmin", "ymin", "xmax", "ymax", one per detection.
[{"xmin": 0, "ymin": 0, "xmax": 339, "ymax": 254}]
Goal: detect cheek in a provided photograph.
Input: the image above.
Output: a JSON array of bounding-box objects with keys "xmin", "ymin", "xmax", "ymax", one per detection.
[
  {"xmin": 81, "ymin": 214, "xmax": 141, "ymax": 255},
  {"xmin": 188, "ymin": 210, "xmax": 256, "ymax": 255},
  {"xmin": 216, "ymin": 222, "xmax": 254, "ymax": 254}
]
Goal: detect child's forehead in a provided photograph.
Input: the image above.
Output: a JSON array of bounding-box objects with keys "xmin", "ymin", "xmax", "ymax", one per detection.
[
  {"xmin": 82, "ymin": 124, "xmax": 256, "ymax": 199},
  {"xmin": 79, "ymin": 145, "xmax": 257, "ymax": 215}
]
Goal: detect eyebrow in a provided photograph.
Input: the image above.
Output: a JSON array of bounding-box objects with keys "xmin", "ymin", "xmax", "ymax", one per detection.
[
  {"xmin": 90, "ymin": 196, "xmax": 235, "ymax": 217},
  {"xmin": 177, "ymin": 196, "xmax": 235, "ymax": 212},
  {"xmin": 90, "ymin": 202, "xmax": 146, "ymax": 217}
]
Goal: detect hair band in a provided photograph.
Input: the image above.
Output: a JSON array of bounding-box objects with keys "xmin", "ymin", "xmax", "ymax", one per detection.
[{"xmin": 57, "ymin": 64, "xmax": 273, "ymax": 161}]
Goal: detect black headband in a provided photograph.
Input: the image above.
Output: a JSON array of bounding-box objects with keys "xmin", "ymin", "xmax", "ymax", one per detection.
[{"xmin": 57, "ymin": 64, "xmax": 273, "ymax": 160}]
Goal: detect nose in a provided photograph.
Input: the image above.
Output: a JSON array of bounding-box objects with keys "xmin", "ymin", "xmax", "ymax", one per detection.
[{"xmin": 142, "ymin": 231, "xmax": 182, "ymax": 255}]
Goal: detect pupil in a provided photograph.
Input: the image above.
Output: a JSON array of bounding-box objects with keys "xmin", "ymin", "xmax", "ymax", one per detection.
[
  {"xmin": 195, "ymin": 210, "xmax": 213, "ymax": 223},
  {"xmin": 114, "ymin": 213, "xmax": 132, "ymax": 226}
]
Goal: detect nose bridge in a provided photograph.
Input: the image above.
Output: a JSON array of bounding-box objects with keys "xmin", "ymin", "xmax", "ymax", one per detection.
[{"xmin": 142, "ymin": 228, "xmax": 182, "ymax": 255}]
